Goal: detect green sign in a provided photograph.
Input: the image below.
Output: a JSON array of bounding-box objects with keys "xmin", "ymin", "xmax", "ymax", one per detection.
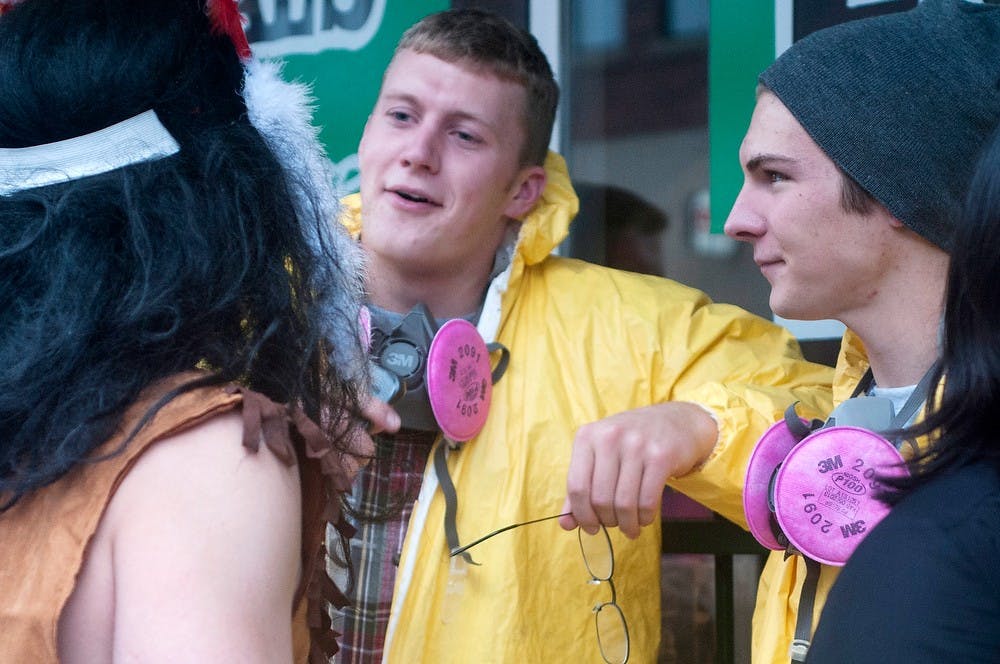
[
  {"xmin": 707, "ymin": 0, "xmax": 774, "ymax": 233},
  {"xmin": 244, "ymin": 0, "xmax": 448, "ymax": 193}
]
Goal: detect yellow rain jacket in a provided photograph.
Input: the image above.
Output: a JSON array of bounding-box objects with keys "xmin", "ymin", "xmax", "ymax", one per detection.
[
  {"xmin": 341, "ymin": 153, "xmax": 833, "ymax": 663},
  {"xmin": 752, "ymin": 329, "xmax": 870, "ymax": 664}
]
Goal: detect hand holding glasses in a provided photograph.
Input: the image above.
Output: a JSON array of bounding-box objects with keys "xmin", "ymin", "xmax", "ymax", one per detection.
[{"xmin": 451, "ymin": 513, "xmax": 630, "ymax": 664}]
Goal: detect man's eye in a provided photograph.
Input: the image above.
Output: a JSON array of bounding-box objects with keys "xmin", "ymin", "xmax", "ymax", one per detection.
[{"xmin": 767, "ymin": 170, "xmax": 787, "ymax": 184}]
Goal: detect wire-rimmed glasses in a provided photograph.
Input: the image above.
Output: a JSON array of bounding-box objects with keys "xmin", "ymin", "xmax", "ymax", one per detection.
[
  {"xmin": 579, "ymin": 525, "xmax": 630, "ymax": 664},
  {"xmin": 451, "ymin": 513, "xmax": 631, "ymax": 664}
]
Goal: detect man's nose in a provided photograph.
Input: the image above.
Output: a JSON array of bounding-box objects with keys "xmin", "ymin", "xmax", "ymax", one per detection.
[
  {"xmin": 399, "ymin": 126, "xmax": 440, "ymax": 173},
  {"xmin": 724, "ymin": 187, "xmax": 765, "ymax": 241}
]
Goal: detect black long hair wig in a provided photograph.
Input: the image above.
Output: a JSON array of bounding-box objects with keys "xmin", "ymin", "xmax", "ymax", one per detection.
[{"xmin": 0, "ymin": 0, "xmax": 366, "ymax": 507}]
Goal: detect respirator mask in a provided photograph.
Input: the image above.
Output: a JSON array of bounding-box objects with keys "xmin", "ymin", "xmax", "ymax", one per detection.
[
  {"xmin": 365, "ymin": 303, "xmax": 509, "ymax": 443},
  {"xmin": 743, "ymin": 397, "xmax": 910, "ymax": 566},
  {"xmin": 743, "ymin": 365, "xmax": 936, "ymax": 566}
]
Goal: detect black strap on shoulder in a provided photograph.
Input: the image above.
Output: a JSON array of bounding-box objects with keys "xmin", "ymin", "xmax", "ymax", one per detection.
[
  {"xmin": 850, "ymin": 368, "xmax": 875, "ymax": 399},
  {"xmin": 789, "ymin": 558, "xmax": 821, "ymax": 662},
  {"xmin": 889, "ymin": 365, "xmax": 937, "ymax": 429},
  {"xmin": 433, "ymin": 439, "xmax": 480, "ymax": 566}
]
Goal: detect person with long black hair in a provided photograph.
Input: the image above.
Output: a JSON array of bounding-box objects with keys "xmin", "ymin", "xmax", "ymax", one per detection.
[
  {"xmin": 0, "ymin": 1, "xmax": 388, "ymax": 661},
  {"xmin": 807, "ymin": 130, "xmax": 1000, "ymax": 662}
]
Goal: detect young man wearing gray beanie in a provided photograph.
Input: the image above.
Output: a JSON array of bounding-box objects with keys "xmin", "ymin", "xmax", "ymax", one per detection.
[{"xmin": 724, "ymin": 1, "xmax": 1000, "ymax": 662}]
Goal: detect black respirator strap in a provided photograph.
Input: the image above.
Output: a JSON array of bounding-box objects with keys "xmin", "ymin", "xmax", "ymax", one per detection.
[
  {"xmin": 783, "ymin": 401, "xmax": 823, "ymax": 441},
  {"xmin": 789, "ymin": 558, "xmax": 821, "ymax": 662},
  {"xmin": 434, "ymin": 439, "xmax": 480, "ymax": 566},
  {"xmin": 850, "ymin": 368, "xmax": 875, "ymax": 399},
  {"xmin": 486, "ymin": 341, "xmax": 510, "ymax": 383},
  {"xmin": 890, "ymin": 365, "xmax": 937, "ymax": 430}
]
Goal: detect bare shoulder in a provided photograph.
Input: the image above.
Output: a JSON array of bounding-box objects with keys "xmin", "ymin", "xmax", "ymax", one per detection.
[
  {"xmin": 114, "ymin": 409, "xmax": 301, "ymax": 512},
  {"xmin": 60, "ymin": 409, "xmax": 302, "ymax": 664}
]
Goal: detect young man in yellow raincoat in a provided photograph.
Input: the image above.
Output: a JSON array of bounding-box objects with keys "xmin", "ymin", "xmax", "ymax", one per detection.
[
  {"xmin": 335, "ymin": 9, "xmax": 832, "ymax": 663},
  {"xmin": 724, "ymin": 2, "xmax": 1000, "ymax": 661}
]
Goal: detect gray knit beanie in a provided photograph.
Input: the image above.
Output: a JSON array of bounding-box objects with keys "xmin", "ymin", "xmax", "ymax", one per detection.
[{"xmin": 760, "ymin": 0, "xmax": 1000, "ymax": 251}]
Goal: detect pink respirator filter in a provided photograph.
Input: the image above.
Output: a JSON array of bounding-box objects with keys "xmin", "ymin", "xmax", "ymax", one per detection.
[
  {"xmin": 425, "ymin": 319, "xmax": 494, "ymax": 442},
  {"xmin": 743, "ymin": 418, "xmax": 808, "ymax": 551},
  {"xmin": 772, "ymin": 426, "xmax": 907, "ymax": 566}
]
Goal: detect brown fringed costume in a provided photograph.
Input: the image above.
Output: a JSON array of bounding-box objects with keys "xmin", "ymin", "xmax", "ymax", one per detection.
[{"xmin": 0, "ymin": 374, "xmax": 354, "ymax": 663}]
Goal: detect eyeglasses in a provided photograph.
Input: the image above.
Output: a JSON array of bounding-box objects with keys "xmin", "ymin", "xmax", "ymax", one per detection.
[{"xmin": 451, "ymin": 513, "xmax": 631, "ymax": 664}]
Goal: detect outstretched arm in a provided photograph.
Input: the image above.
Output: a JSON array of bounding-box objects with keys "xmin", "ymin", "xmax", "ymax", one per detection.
[{"xmin": 557, "ymin": 288, "xmax": 833, "ymax": 539}]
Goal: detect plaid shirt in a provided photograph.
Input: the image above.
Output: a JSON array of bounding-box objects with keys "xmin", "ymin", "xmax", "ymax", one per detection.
[{"xmin": 333, "ymin": 428, "xmax": 437, "ymax": 663}]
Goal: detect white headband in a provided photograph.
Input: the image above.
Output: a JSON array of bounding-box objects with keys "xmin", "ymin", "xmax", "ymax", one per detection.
[{"xmin": 0, "ymin": 109, "xmax": 180, "ymax": 196}]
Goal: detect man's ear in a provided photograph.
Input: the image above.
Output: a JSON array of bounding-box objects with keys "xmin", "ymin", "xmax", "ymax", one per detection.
[{"xmin": 503, "ymin": 165, "xmax": 547, "ymax": 220}]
